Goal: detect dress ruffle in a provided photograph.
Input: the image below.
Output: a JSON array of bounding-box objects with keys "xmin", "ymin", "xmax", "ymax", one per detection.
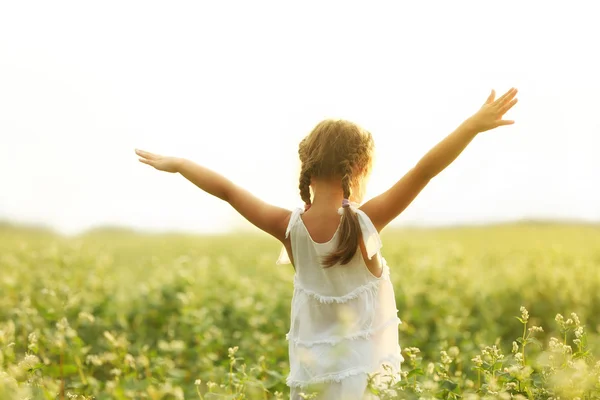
[
  {"xmin": 286, "ymin": 353, "xmax": 404, "ymax": 388},
  {"xmin": 292, "ymin": 269, "xmax": 386, "ymax": 304},
  {"xmin": 286, "ymin": 316, "xmax": 401, "ymax": 347}
]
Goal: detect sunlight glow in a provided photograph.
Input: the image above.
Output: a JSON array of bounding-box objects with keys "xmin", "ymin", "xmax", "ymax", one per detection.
[{"xmin": 0, "ymin": 1, "xmax": 598, "ymax": 234}]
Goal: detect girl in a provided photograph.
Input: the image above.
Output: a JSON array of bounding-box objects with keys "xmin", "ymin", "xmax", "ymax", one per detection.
[{"xmin": 135, "ymin": 88, "xmax": 518, "ymax": 399}]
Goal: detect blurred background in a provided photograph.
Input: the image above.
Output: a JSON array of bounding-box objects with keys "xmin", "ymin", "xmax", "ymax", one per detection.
[
  {"xmin": 2, "ymin": 2, "xmax": 600, "ymax": 398},
  {"xmin": 1, "ymin": 1, "xmax": 598, "ymax": 235}
]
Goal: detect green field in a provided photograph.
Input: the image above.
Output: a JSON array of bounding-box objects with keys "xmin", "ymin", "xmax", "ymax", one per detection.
[{"xmin": 1, "ymin": 222, "xmax": 600, "ymax": 399}]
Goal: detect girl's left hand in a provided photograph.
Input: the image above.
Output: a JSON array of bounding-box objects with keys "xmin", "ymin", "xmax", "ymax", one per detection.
[
  {"xmin": 468, "ymin": 88, "xmax": 518, "ymax": 133},
  {"xmin": 135, "ymin": 149, "xmax": 182, "ymax": 173}
]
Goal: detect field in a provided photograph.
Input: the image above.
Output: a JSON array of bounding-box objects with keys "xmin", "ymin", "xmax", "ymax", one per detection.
[{"xmin": 1, "ymin": 222, "xmax": 600, "ymax": 399}]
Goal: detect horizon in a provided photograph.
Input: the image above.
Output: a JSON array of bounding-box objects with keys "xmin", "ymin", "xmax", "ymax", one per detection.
[
  {"xmin": 1, "ymin": 2, "xmax": 599, "ymax": 235},
  {"xmin": 2, "ymin": 216, "xmax": 598, "ymax": 239}
]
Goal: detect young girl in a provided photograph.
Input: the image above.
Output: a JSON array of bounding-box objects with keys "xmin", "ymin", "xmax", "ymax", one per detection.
[{"xmin": 135, "ymin": 88, "xmax": 518, "ymax": 399}]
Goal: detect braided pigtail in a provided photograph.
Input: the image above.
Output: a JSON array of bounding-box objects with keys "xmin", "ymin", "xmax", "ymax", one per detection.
[
  {"xmin": 322, "ymin": 160, "xmax": 361, "ymax": 267},
  {"xmin": 299, "ymin": 164, "xmax": 312, "ymax": 210}
]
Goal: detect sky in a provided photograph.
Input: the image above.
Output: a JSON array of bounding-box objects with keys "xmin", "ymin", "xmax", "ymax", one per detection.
[{"xmin": 1, "ymin": 1, "xmax": 599, "ymax": 235}]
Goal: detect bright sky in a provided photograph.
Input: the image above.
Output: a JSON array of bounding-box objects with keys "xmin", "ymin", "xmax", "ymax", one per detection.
[{"xmin": 1, "ymin": 1, "xmax": 598, "ymax": 235}]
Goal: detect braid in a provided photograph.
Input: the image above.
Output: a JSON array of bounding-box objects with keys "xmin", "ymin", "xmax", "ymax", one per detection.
[
  {"xmin": 299, "ymin": 164, "xmax": 312, "ymax": 208},
  {"xmin": 322, "ymin": 158, "xmax": 361, "ymax": 267},
  {"xmin": 340, "ymin": 159, "xmax": 353, "ymax": 200}
]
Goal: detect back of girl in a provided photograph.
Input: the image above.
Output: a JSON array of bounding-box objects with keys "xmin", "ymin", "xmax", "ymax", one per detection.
[
  {"xmin": 135, "ymin": 87, "xmax": 518, "ymax": 399},
  {"xmin": 276, "ymin": 120, "xmax": 403, "ymax": 398}
]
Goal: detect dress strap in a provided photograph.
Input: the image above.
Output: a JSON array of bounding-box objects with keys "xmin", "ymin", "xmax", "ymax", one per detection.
[
  {"xmin": 276, "ymin": 207, "xmax": 304, "ymax": 265},
  {"xmin": 276, "ymin": 205, "xmax": 382, "ymax": 264},
  {"xmin": 338, "ymin": 203, "xmax": 382, "ymax": 260},
  {"xmin": 285, "ymin": 208, "xmax": 305, "ymax": 239}
]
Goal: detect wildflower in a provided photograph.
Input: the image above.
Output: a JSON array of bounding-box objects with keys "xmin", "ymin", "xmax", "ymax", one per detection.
[
  {"xmin": 440, "ymin": 350, "xmax": 452, "ymax": 364},
  {"xmin": 403, "ymin": 347, "xmax": 421, "ymax": 362},
  {"xmin": 103, "ymin": 331, "xmax": 117, "ymax": 346},
  {"xmin": 555, "ymin": 314, "xmax": 564, "ymax": 323},
  {"xmin": 471, "ymin": 355, "xmax": 483, "ymax": 367},
  {"xmin": 86, "ymin": 355, "xmax": 103, "ymax": 366},
  {"xmin": 78, "ymin": 312, "xmax": 95, "ymax": 323},
  {"xmin": 228, "ymin": 346, "xmax": 239, "ymax": 357},
  {"xmin": 28, "ymin": 332, "xmax": 39, "ymax": 352},
  {"xmin": 528, "ymin": 326, "xmax": 544, "ymax": 333},
  {"xmin": 448, "ymin": 346, "xmax": 460, "ymax": 357},
  {"xmin": 575, "ymin": 326, "xmax": 584, "ymax": 338},
  {"xmin": 564, "ymin": 345, "xmax": 573, "ymax": 354},
  {"xmin": 566, "ymin": 318, "xmax": 573, "ymax": 325},
  {"xmin": 514, "ymin": 353, "xmax": 523, "ymax": 363},
  {"xmin": 18, "ymin": 354, "xmax": 40, "ymax": 370},
  {"xmin": 505, "ymin": 382, "xmax": 518, "ymax": 390},
  {"xmin": 426, "ymin": 362, "xmax": 435, "ymax": 375},
  {"xmin": 512, "ymin": 341, "xmax": 519, "ymax": 353},
  {"xmin": 549, "ymin": 337, "xmax": 561, "ymax": 350},
  {"xmin": 571, "ymin": 312, "xmax": 581, "ymax": 326},
  {"xmin": 520, "ymin": 306, "xmax": 529, "ymax": 322},
  {"xmin": 56, "ymin": 318, "xmax": 69, "ymax": 331},
  {"xmin": 124, "ymin": 353, "xmax": 136, "ymax": 368},
  {"xmin": 194, "ymin": 379, "xmax": 201, "ymax": 385}
]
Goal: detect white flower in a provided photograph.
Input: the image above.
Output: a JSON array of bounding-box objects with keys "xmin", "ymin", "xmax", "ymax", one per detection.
[
  {"xmin": 555, "ymin": 314, "xmax": 564, "ymax": 323},
  {"xmin": 19, "ymin": 354, "xmax": 40, "ymax": 370},
  {"xmin": 56, "ymin": 317, "xmax": 69, "ymax": 331},
  {"xmin": 227, "ymin": 346, "xmax": 239, "ymax": 357},
  {"xmin": 520, "ymin": 306, "xmax": 529, "ymax": 322},
  {"xmin": 426, "ymin": 362, "xmax": 435, "ymax": 375},
  {"xmin": 448, "ymin": 346, "xmax": 460, "ymax": 357},
  {"xmin": 571, "ymin": 312, "xmax": 581, "ymax": 326},
  {"xmin": 440, "ymin": 351, "xmax": 452, "ymax": 364},
  {"xmin": 28, "ymin": 332, "xmax": 38, "ymax": 344}
]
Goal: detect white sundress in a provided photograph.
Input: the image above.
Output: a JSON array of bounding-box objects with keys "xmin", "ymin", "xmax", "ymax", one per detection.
[{"xmin": 276, "ymin": 205, "xmax": 404, "ymax": 399}]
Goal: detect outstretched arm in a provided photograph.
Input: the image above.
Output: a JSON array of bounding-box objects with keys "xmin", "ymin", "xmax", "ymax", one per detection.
[
  {"xmin": 361, "ymin": 88, "xmax": 518, "ymax": 232},
  {"xmin": 135, "ymin": 150, "xmax": 291, "ymax": 241}
]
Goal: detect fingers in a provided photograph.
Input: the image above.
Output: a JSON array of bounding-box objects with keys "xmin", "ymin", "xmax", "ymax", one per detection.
[
  {"xmin": 493, "ymin": 88, "xmax": 518, "ymax": 108},
  {"xmin": 499, "ymin": 98, "xmax": 518, "ymax": 115},
  {"xmin": 496, "ymin": 120, "xmax": 515, "ymax": 126},
  {"xmin": 138, "ymin": 158, "xmax": 155, "ymax": 166},
  {"xmin": 484, "ymin": 89, "xmax": 496, "ymax": 105},
  {"xmin": 135, "ymin": 149, "xmax": 159, "ymax": 160}
]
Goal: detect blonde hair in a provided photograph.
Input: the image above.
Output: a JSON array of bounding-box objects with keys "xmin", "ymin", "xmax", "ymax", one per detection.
[{"xmin": 298, "ymin": 119, "xmax": 375, "ymax": 267}]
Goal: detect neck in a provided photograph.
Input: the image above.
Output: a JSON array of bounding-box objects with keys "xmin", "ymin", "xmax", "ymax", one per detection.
[{"xmin": 310, "ymin": 178, "xmax": 349, "ymax": 210}]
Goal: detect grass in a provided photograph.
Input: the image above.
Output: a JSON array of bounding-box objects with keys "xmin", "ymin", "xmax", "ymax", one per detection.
[{"xmin": 1, "ymin": 222, "xmax": 599, "ymax": 399}]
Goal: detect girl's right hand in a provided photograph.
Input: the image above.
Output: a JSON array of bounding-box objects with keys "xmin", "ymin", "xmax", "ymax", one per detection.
[
  {"xmin": 135, "ymin": 149, "xmax": 183, "ymax": 173},
  {"xmin": 467, "ymin": 88, "xmax": 518, "ymax": 133}
]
